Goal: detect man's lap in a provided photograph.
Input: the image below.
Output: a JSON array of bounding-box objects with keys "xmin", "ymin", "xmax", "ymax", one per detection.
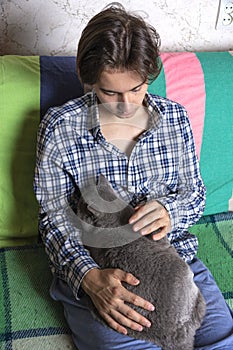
[
  {"xmin": 50, "ymin": 276, "xmax": 159, "ymax": 349},
  {"xmin": 50, "ymin": 258, "xmax": 233, "ymax": 350},
  {"xmin": 190, "ymin": 258, "xmax": 233, "ymax": 349}
]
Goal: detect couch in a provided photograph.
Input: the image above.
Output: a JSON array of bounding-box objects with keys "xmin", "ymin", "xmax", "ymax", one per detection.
[{"xmin": 0, "ymin": 52, "xmax": 232, "ymax": 349}]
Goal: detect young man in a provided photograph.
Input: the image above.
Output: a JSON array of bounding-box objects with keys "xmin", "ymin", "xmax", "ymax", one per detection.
[{"xmin": 34, "ymin": 4, "xmax": 233, "ymax": 349}]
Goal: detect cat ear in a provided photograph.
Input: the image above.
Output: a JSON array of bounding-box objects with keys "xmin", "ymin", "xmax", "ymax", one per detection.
[
  {"xmin": 98, "ymin": 174, "xmax": 110, "ymax": 187},
  {"xmin": 96, "ymin": 174, "xmax": 127, "ymax": 212},
  {"xmin": 97, "ymin": 174, "xmax": 116, "ymax": 196}
]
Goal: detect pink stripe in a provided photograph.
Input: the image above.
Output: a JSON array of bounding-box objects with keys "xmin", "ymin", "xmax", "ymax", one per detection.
[{"xmin": 161, "ymin": 52, "xmax": 206, "ymax": 158}]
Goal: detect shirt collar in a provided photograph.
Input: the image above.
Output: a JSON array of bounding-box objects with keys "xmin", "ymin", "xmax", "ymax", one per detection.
[
  {"xmin": 143, "ymin": 92, "xmax": 162, "ymax": 131},
  {"xmin": 83, "ymin": 91, "xmax": 101, "ymax": 139}
]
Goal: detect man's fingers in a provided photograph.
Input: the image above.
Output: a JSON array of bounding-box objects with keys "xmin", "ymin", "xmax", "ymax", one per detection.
[
  {"xmin": 109, "ymin": 308, "xmax": 145, "ymax": 331},
  {"xmin": 124, "ymin": 288, "xmax": 155, "ymax": 312},
  {"xmin": 128, "ymin": 200, "xmax": 171, "ymax": 236},
  {"xmin": 137, "ymin": 218, "xmax": 168, "ymax": 237},
  {"xmin": 111, "ymin": 269, "xmax": 155, "ymax": 312},
  {"xmin": 87, "ymin": 268, "xmax": 155, "ymax": 334},
  {"xmin": 131, "ymin": 211, "xmax": 161, "ymax": 233},
  {"xmin": 101, "ymin": 302, "xmax": 152, "ymax": 335},
  {"xmin": 113, "ymin": 269, "xmax": 140, "ymax": 286},
  {"xmin": 102, "ymin": 312, "xmax": 128, "ymax": 335},
  {"xmin": 151, "ymin": 226, "xmax": 168, "ymax": 240},
  {"xmin": 129, "ymin": 202, "xmax": 157, "ymax": 224}
]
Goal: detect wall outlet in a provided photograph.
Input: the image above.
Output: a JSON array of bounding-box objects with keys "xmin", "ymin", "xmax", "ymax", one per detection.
[{"xmin": 216, "ymin": 0, "xmax": 233, "ymax": 29}]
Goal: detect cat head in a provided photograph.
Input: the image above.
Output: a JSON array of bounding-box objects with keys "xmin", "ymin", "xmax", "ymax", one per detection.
[
  {"xmin": 75, "ymin": 175, "xmax": 141, "ymax": 248},
  {"xmin": 76, "ymin": 174, "xmax": 134, "ymax": 228}
]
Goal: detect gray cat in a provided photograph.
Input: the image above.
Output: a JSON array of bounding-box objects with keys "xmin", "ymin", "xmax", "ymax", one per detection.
[{"xmin": 75, "ymin": 174, "xmax": 206, "ymax": 350}]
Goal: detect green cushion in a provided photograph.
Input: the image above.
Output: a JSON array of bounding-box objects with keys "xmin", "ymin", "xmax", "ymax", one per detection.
[{"xmin": 0, "ymin": 56, "xmax": 40, "ymax": 246}]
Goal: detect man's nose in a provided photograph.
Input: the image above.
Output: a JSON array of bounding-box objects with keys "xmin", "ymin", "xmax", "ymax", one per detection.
[
  {"xmin": 118, "ymin": 93, "xmax": 130, "ymax": 103},
  {"xmin": 118, "ymin": 93, "xmax": 131, "ymax": 111}
]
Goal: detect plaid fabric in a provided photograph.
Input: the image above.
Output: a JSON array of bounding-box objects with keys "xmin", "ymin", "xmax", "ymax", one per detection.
[
  {"xmin": 190, "ymin": 212, "xmax": 233, "ymax": 309},
  {"xmin": 0, "ymin": 245, "xmax": 75, "ymax": 350},
  {"xmin": 0, "ymin": 213, "xmax": 232, "ymax": 349}
]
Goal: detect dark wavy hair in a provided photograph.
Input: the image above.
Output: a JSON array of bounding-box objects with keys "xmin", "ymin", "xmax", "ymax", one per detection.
[{"xmin": 77, "ymin": 3, "xmax": 161, "ymax": 86}]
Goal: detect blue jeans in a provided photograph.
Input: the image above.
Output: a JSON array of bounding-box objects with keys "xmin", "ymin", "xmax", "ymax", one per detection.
[{"xmin": 50, "ymin": 258, "xmax": 233, "ymax": 349}]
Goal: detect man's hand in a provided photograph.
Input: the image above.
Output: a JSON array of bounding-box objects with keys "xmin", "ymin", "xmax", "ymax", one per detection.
[
  {"xmin": 129, "ymin": 200, "xmax": 171, "ymax": 240},
  {"xmin": 81, "ymin": 268, "xmax": 155, "ymax": 335}
]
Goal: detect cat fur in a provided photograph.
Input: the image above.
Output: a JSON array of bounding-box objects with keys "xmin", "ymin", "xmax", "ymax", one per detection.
[{"xmin": 75, "ymin": 175, "xmax": 206, "ymax": 350}]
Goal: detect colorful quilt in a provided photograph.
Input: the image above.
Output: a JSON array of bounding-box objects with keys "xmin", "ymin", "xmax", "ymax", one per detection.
[
  {"xmin": 0, "ymin": 213, "xmax": 232, "ymax": 349},
  {"xmin": 0, "ymin": 53, "xmax": 233, "ymax": 246}
]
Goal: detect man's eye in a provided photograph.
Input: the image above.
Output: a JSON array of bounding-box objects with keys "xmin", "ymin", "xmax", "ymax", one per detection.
[
  {"xmin": 131, "ymin": 87, "xmax": 141, "ymax": 93},
  {"xmin": 103, "ymin": 91, "xmax": 115, "ymax": 96}
]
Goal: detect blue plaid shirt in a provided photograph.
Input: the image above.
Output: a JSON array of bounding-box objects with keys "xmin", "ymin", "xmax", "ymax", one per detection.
[{"xmin": 34, "ymin": 91, "xmax": 206, "ymax": 298}]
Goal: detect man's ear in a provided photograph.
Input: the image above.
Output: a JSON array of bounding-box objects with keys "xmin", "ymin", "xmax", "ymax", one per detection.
[
  {"xmin": 83, "ymin": 84, "xmax": 93, "ymax": 93},
  {"xmin": 76, "ymin": 66, "xmax": 92, "ymax": 93}
]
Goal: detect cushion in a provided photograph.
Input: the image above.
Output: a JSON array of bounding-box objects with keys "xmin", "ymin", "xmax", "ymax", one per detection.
[
  {"xmin": 0, "ymin": 56, "xmax": 40, "ymax": 246},
  {"xmin": 148, "ymin": 51, "xmax": 233, "ymax": 216},
  {"xmin": 0, "ymin": 56, "xmax": 83, "ymax": 247},
  {"xmin": 0, "ymin": 53, "xmax": 232, "ymax": 246}
]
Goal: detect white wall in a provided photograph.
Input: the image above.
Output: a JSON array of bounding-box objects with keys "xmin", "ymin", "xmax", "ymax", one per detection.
[{"xmin": 1, "ymin": 0, "xmax": 233, "ymax": 55}]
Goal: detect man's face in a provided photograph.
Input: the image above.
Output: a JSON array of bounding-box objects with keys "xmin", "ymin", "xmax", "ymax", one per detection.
[{"xmin": 93, "ymin": 69, "xmax": 148, "ymax": 119}]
